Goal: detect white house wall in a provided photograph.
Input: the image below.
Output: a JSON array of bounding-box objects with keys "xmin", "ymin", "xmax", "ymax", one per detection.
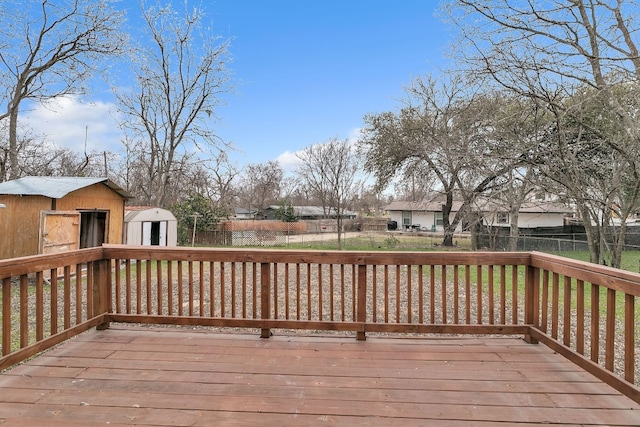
[
  {"xmin": 388, "ymin": 211, "xmax": 462, "ymax": 232},
  {"xmin": 517, "ymin": 212, "xmax": 565, "ymax": 228}
]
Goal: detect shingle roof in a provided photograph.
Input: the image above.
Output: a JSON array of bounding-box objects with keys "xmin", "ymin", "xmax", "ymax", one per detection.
[{"xmin": 0, "ymin": 176, "xmax": 130, "ymax": 199}]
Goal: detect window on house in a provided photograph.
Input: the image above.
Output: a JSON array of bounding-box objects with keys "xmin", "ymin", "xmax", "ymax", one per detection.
[
  {"xmin": 496, "ymin": 212, "xmax": 509, "ymax": 224},
  {"xmin": 435, "ymin": 212, "xmax": 443, "ymax": 226},
  {"xmin": 402, "ymin": 211, "xmax": 412, "ymax": 226}
]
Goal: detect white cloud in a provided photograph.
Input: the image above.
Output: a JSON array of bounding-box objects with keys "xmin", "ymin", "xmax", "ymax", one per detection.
[
  {"xmin": 276, "ymin": 150, "xmax": 302, "ymax": 171},
  {"xmin": 21, "ymin": 96, "xmax": 123, "ymax": 153}
]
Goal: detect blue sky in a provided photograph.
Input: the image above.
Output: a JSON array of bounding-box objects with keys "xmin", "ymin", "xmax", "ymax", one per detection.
[
  {"xmin": 22, "ymin": 1, "xmax": 451, "ymax": 171},
  {"xmin": 212, "ymin": 1, "xmax": 450, "ymax": 168}
]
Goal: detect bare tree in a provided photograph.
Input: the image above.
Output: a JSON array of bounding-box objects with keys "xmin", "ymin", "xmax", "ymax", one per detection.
[
  {"xmin": 239, "ymin": 161, "xmax": 284, "ymax": 216},
  {"xmin": 116, "ymin": 1, "xmax": 231, "ymax": 208},
  {"xmin": 297, "ymin": 138, "xmax": 362, "ymax": 250},
  {"xmin": 443, "ymin": 0, "xmax": 640, "ymax": 266},
  {"xmin": 0, "ymin": 0, "xmax": 126, "ymax": 181},
  {"xmin": 360, "ymin": 75, "xmax": 518, "ymax": 246}
]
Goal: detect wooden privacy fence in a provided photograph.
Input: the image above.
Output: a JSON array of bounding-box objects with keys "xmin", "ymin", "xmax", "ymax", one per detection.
[{"xmin": 0, "ymin": 244, "xmax": 639, "ymax": 403}]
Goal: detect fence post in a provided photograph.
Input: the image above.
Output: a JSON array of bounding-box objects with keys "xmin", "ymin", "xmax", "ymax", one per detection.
[
  {"xmin": 524, "ymin": 264, "xmax": 539, "ymax": 344},
  {"xmin": 356, "ymin": 264, "xmax": 367, "ymax": 341},
  {"xmin": 260, "ymin": 262, "xmax": 271, "ymax": 338},
  {"xmin": 92, "ymin": 258, "xmax": 111, "ymax": 330}
]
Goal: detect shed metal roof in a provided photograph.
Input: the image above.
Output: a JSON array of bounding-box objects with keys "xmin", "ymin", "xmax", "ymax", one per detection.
[{"xmin": 0, "ymin": 176, "xmax": 130, "ymax": 199}]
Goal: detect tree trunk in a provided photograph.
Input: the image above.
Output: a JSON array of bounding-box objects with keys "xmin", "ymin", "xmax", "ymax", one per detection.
[{"xmin": 8, "ymin": 104, "xmax": 19, "ymax": 180}]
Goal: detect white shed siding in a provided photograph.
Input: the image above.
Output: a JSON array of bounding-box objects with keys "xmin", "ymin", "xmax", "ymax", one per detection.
[{"xmin": 124, "ymin": 207, "xmax": 177, "ymax": 246}]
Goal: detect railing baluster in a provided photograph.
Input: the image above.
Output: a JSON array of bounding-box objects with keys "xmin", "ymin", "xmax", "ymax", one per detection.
[
  {"xmin": 297, "ymin": 263, "xmax": 302, "ymax": 321},
  {"xmin": 551, "ymin": 273, "xmax": 560, "ymax": 339},
  {"xmin": 500, "ymin": 265, "xmax": 506, "ymax": 325},
  {"xmin": 383, "ymin": 265, "xmax": 389, "ymax": 323},
  {"xmin": 231, "ymin": 261, "xmax": 237, "ymax": 318},
  {"xmin": 576, "ymin": 280, "xmax": 585, "ymax": 355},
  {"xmin": 352, "ymin": 264, "xmax": 357, "ymax": 322},
  {"xmin": 407, "ymin": 265, "xmax": 412, "ymax": 324},
  {"xmin": 465, "ymin": 265, "xmax": 471, "ymax": 324},
  {"xmin": 395, "ymin": 265, "xmax": 401, "ymax": 323},
  {"xmin": 318, "ymin": 264, "xmax": 323, "ymax": 321},
  {"xmin": 2, "ymin": 277, "xmax": 10, "ymax": 356},
  {"xmin": 253, "ymin": 263, "xmax": 258, "ymax": 319},
  {"xmin": 36, "ymin": 271, "xmax": 44, "ymax": 341},
  {"xmin": 146, "ymin": 260, "xmax": 152, "ymax": 315},
  {"xmin": 76, "ymin": 263, "xmax": 83, "ymax": 324},
  {"xmin": 135, "ymin": 260, "xmax": 142, "ymax": 315},
  {"xmin": 219, "ymin": 262, "xmax": 225, "ymax": 317},
  {"xmin": 430, "ymin": 265, "xmax": 436, "ymax": 323},
  {"xmin": 357, "ymin": 264, "xmax": 367, "ymax": 341},
  {"xmin": 453, "ymin": 265, "xmax": 459, "ymax": 324},
  {"xmin": 168, "ymin": 261, "xmax": 174, "ymax": 316},
  {"xmin": 260, "ymin": 262, "xmax": 271, "ymax": 338},
  {"xmin": 199, "ymin": 261, "xmax": 205, "ymax": 316},
  {"xmin": 271, "ymin": 263, "xmax": 277, "ymax": 319},
  {"xmin": 511, "ymin": 266, "xmax": 518, "ymax": 325},
  {"xmin": 590, "ymin": 283, "xmax": 600, "ymax": 363},
  {"xmin": 64, "ymin": 266, "xmax": 71, "ymax": 329},
  {"xmin": 418, "ymin": 265, "xmax": 424, "ymax": 324},
  {"xmin": 487, "ymin": 265, "xmax": 493, "ymax": 325},
  {"xmin": 125, "ymin": 260, "xmax": 132, "ymax": 314},
  {"xmin": 51, "ymin": 268, "xmax": 58, "ymax": 334},
  {"xmin": 157, "ymin": 260, "xmax": 163, "ymax": 316},
  {"xmin": 284, "ymin": 263, "xmax": 290, "ymax": 320},
  {"xmin": 370, "ymin": 265, "xmax": 378, "ymax": 323},
  {"xmin": 177, "ymin": 261, "xmax": 184, "ymax": 316},
  {"xmin": 242, "ymin": 262, "xmax": 247, "ymax": 319},
  {"xmin": 541, "ymin": 270, "xmax": 549, "ymax": 333},
  {"xmin": 605, "ymin": 288, "xmax": 616, "ymax": 372},
  {"xmin": 477, "ymin": 265, "xmax": 483, "ymax": 325},
  {"xmin": 563, "ymin": 276, "xmax": 572, "ymax": 346},
  {"xmin": 624, "ymin": 294, "xmax": 635, "ymax": 383},
  {"xmin": 441, "ymin": 265, "xmax": 447, "ymax": 324},
  {"xmin": 20, "ymin": 275, "xmax": 28, "ymax": 348},
  {"xmin": 307, "ymin": 264, "xmax": 312, "ymax": 321}
]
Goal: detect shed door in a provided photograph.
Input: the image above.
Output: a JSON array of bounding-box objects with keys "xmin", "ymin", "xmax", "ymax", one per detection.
[
  {"xmin": 142, "ymin": 221, "xmax": 167, "ymax": 246},
  {"xmin": 39, "ymin": 211, "xmax": 81, "ymax": 255}
]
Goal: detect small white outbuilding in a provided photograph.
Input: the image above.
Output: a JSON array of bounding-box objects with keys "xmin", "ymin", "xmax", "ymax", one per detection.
[{"xmin": 124, "ymin": 206, "xmax": 178, "ymax": 246}]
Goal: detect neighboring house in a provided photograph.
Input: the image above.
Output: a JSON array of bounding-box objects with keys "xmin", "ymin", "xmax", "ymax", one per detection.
[
  {"xmin": 384, "ymin": 198, "xmax": 464, "ymax": 232},
  {"xmin": 233, "ymin": 207, "xmax": 258, "ymax": 220},
  {"xmin": 263, "ymin": 205, "xmax": 357, "ymax": 221},
  {"xmin": 482, "ymin": 201, "xmax": 572, "ymax": 228},
  {"xmin": 0, "ymin": 176, "xmax": 130, "ymax": 260},
  {"xmin": 385, "ymin": 196, "xmax": 571, "ymax": 232},
  {"xmin": 124, "ymin": 206, "xmax": 178, "ymax": 246}
]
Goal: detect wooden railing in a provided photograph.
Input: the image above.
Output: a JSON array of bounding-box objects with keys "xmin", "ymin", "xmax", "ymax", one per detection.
[{"xmin": 1, "ymin": 245, "xmax": 638, "ymax": 403}]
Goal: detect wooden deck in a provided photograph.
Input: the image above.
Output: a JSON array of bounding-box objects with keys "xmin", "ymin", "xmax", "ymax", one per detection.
[{"xmin": 0, "ymin": 326, "xmax": 638, "ymax": 426}]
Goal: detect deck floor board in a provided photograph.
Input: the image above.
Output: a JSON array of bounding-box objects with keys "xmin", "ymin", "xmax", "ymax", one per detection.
[{"xmin": 0, "ymin": 325, "xmax": 639, "ymax": 426}]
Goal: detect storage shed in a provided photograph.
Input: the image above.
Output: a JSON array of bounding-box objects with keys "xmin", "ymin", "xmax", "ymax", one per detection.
[
  {"xmin": 0, "ymin": 176, "xmax": 129, "ymax": 260},
  {"xmin": 124, "ymin": 206, "xmax": 177, "ymax": 246}
]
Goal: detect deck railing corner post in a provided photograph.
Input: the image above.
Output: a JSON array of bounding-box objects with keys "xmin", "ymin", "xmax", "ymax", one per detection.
[
  {"xmin": 260, "ymin": 262, "xmax": 271, "ymax": 338},
  {"xmin": 93, "ymin": 258, "xmax": 111, "ymax": 331},
  {"xmin": 524, "ymin": 264, "xmax": 539, "ymax": 344},
  {"xmin": 356, "ymin": 264, "xmax": 367, "ymax": 341}
]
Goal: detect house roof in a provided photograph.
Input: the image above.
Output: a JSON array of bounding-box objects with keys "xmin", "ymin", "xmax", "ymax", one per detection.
[
  {"xmin": 266, "ymin": 205, "xmax": 357, "ymax": 217},
  {"xmin": 0, "ymin": 176, "xmax": 130, "ymax": 199},
  {"xmin": 124, "ymin": 206, "xmax": 176, "ymax": 222},
  {"xmin": 385, "ymin": 198, "xmax": 571, "ymax": 214}
]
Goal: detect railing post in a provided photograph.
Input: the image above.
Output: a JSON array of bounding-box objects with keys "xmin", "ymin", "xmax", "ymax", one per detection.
[
  {"xmin": 260, "ymin": 263, "xmax": 271, "ymax": 338},
  {"xmin": 524, "ymin": 264, "xmax": 539, "ymax": 344},
  {"xmin": 356, "ymin": 264, "xmax": 367, "ymax": 341},
  {"xmin": 92, "ymin": 258, "xmax": 111, "ymax": 330}
]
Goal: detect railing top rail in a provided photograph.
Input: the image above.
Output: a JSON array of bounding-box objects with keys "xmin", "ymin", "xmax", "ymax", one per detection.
[
  {"xmin": 530, "ymin": 251, "xmax": 640, "ymax": 296},
  {"xmin": 102, "ymin": 244, "xmax": 531, "ymax": 266},
  {"xmin": 0, "ymin": 247, "xmax": 104, "ymax": 278}
]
